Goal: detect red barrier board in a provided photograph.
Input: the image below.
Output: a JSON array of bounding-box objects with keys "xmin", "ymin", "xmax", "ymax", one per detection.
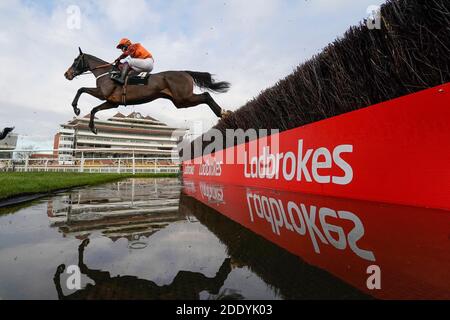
[
  {"xmin": 183, "ymin": 84, "xmax": 450, "ymax": 210},
  {"xmin": 182, "ymin": 180, "xmax": 450, "ymax": 299}
]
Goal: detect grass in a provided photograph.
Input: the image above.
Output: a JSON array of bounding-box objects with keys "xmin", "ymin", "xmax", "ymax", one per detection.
[{"xmin": 0, "ymin": 172, "xmax": 179, "ymax": 201}]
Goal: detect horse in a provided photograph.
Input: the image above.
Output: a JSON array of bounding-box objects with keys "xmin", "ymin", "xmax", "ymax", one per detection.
[
  {"xmin": 0, "ymin": 127, "xmax": 14, "ymax": 141},
  {"xmin": 64, "ymin": 48, "xmax": 231, "ymax": 134}
]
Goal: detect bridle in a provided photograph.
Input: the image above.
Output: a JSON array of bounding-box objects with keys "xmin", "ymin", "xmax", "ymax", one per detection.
[
  {"xmin": 72, "ymin": 54, "xmax": 89, "ymax": 77},
  {"xmin": 73, "ymin": 54, "xmax": 113, "ymax": 77}
]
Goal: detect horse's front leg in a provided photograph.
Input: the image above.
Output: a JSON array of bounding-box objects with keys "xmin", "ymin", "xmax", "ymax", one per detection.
[
  {"xmin": 89, "ymin": 101, "xmax": 118, "ymax": 134},
  {"xmin": 72, "ymin": 87, "xmax": 104, "ymax": 116}
]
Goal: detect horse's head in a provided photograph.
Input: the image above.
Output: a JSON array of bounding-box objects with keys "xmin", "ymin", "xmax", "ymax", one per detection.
[{"xmin": 64, "ymin": 47, "xmax": 89, "ymax": 80}]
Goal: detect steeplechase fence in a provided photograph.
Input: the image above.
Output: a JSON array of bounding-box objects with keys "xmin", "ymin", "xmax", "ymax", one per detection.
[
  {"xmin": 0, "ymin": 148, "xmax": 181, "ymax": 174},
  {"xmin": 184, "ymin": 0, "xmax": 450, "ymax": 210}
]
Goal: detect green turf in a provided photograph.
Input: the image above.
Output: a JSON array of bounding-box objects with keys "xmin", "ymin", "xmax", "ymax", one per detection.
[{"xmin": 0, "ymin": 172, "xmax": 179, "ymax": 201}]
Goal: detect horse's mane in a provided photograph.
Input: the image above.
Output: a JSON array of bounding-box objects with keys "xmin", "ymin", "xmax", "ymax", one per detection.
[{"xmin": 84, "ymin": 54, "xmax": 109, "ymax": 65}]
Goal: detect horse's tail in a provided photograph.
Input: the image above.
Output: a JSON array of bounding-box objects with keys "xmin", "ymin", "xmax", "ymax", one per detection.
[{"xmin": 184, "ymin": 71, "xmax": 231, "ymax": 93}]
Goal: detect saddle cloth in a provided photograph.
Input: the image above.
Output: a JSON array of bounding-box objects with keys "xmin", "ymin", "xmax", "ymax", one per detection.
[{"xmin": 128, "ymin": 71, "xmax": 151, "ymax": 85}]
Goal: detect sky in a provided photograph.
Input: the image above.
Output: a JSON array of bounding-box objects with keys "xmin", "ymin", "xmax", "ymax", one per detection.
[{"xmin": 0, "ymin": 0, "xmax": 386, "ymax": 149}]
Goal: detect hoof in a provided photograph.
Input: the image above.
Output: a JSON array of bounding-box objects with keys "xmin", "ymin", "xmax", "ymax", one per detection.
[
  {"xmin": 73, "ymin": 107, "xmax": 81, "ymax": 116},
  {"xmin": 89, "ymin": 127, "xmax": 98, "ymax": 135}
]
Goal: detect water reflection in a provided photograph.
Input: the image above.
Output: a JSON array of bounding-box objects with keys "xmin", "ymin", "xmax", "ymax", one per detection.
[
  {"xmin": 47, "ymin": 177, "xmax": 367, "ymax": 300},
  {"xmin": 1, "ymin": 178, "xmax": 446, "ymax": 299},
  {"xmin": 47, "ymin": 178, "xmax": 183, "ymax": 245},
  {"xmin": 47, "ymin": 178, "xmax": 241, "ymax": 299},
  {"xmin": 53, "ymin": 239, "xmax": 234, "ymax": 300},
  {"xmin": 179, "ymin": 192, "xmax": 370, "ymax": 300},
  {"xmin": 0, "ymin": 178, "xmax": 280, "ymax": 300},
  {"xmin": 182, "ymin": 179, "xmax": 450, "ymax": 300}
]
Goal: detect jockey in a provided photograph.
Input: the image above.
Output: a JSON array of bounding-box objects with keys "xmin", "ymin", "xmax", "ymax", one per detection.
[{"xmin": 113, "ymin": 38, "xmax": 154, "ymax": 85}]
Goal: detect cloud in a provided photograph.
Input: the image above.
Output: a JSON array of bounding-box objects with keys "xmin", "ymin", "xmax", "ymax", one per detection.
[
  {"xmin": 0, "ymin": 0, "xmax": 386, "ymax": 147},
  {"xmin": 95, "ymin": 0, "xmax": 161, "ymax": 33}
]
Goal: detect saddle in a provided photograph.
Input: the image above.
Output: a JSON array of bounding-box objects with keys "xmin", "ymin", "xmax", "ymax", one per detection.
[
  {"xmin": 110, "ymin": 64, "xmax": 152, "ymax": 105},
  {"xmin": 110, "ymin": 70, "xmax": 151, "ymax": 86},
  {"xmin": 110, "ymin": 70, "xmax": 152, "ymax": 106}
]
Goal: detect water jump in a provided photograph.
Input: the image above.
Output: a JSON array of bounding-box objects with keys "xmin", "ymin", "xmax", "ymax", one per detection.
[
  {"xmin": 180, "ymin": 0, "xmax": 450, "ymax": 300},
  {"xmin": 183, "ymin": 0, "xmax": 450, "ymax": 209}
]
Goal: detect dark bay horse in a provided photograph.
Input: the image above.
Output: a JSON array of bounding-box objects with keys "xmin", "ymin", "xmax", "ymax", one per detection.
[
  {"xmin": 64, "ymin": 48, "xmax": 231, "ymax": 134},
  {"xmin": 0, "ymin": 127, "xmax": 14, "ymax": 141}
]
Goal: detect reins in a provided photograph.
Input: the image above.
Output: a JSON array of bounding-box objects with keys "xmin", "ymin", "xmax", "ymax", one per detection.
[
  {"xmin": 91, "ymin": 63, "xmax": 114, "ymax": 80},
  {"xmin": 75, "ymin": 62, "xmax": 114, "ymax": 77},
  {"xmin": 92, "ymin": 63, "xmax": 113, "ymax": 71}
]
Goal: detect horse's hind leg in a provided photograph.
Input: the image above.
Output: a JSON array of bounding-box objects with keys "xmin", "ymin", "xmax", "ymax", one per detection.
[
  {"xmin": 176, "ymin": 93, "xmax": 223, "ymax": 118},
  {"xmin": 203, "ymin": 93, "xmax": 223, "ymax": 118},
  {"xmin": 163, "ymin": 74, "xmax": 223, "ymax": 118}
]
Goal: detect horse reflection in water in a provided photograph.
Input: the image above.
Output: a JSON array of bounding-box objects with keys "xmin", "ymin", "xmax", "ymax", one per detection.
[{"xmin": 53, "ymin": 239, "xmax": 235, "ymax": 300}]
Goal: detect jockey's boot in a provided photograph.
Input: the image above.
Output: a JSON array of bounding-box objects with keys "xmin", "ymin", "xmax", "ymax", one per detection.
[{"xmin": 113, "ymin": 63, "xmax": 130, "ymax": 85}]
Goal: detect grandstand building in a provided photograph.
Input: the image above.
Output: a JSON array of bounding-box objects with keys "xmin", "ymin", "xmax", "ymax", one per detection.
[
  {"xmin": 0, "ymin": 132, "xmax": 18, "ymax": 159},
  {"xmin": 54, "ymin": 112, "xmax": 186, "ymax": 164}
]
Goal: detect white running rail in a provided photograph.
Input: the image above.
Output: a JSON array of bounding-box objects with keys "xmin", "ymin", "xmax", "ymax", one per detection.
[{"xmin": 0, "ymin": 148, "xmax": 181, "ymax": 174}]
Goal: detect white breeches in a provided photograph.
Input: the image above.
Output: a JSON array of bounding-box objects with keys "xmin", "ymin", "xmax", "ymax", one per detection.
[{"xmin": 121, "ymin": 56, "xmax": 154, "ymax": 72}]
